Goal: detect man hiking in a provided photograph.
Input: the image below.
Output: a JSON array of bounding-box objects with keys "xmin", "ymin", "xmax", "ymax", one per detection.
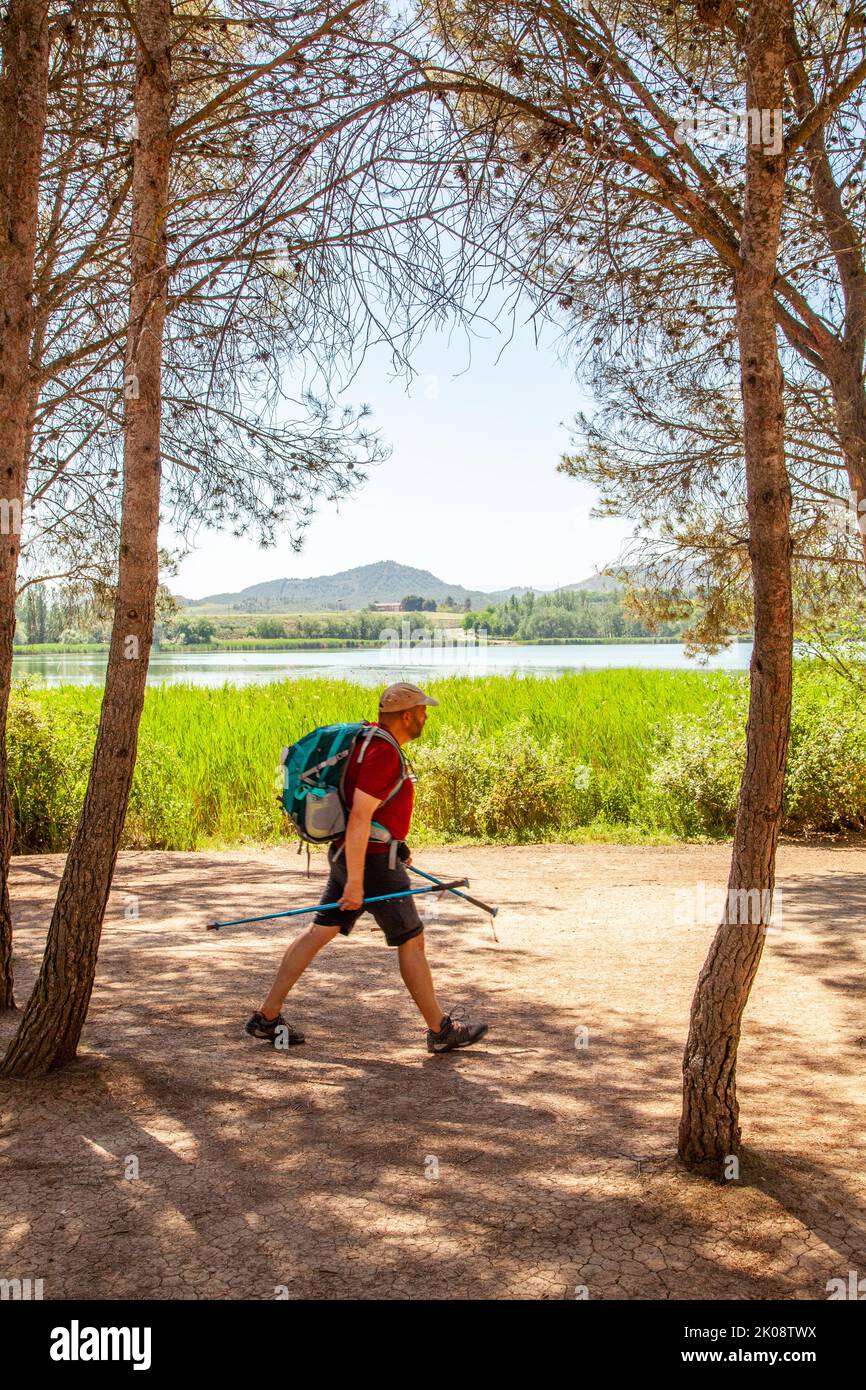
[{"xmin": 245, "ymin": 681, "xmax": 489, "ymax": 1054}]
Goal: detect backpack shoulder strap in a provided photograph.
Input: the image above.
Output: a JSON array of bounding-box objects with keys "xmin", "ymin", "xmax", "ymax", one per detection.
[
  {"xmin": 372, "ymin": 726, "xmax": 410, "ymax": 799},
  {"xmin": 349, "ymin": 724, "xmax": 409, "ymax": 808},
  {"xmin": 354, "ymin": 722, "xmax": 381, "ymax": 765}
]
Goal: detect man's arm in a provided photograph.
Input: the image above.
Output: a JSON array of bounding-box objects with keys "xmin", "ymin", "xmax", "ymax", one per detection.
[{"xmin": 338, "ymin": 788, "xmax": 381, "ymax": 911}]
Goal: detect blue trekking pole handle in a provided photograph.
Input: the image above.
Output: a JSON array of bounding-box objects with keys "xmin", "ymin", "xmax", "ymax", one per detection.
[{"xmin": 207, "ymin": 879, "xmax": 469, "ymax": 931}]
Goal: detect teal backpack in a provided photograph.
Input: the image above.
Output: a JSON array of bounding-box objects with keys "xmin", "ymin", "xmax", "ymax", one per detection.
[{"xmin": 279, "ymin": 721, "xmax": 411, "ymax": 870}]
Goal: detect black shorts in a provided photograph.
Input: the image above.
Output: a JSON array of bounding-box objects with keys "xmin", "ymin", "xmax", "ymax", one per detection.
[{"xmin": 312, "ymin": 842, "xmax": 424, "ymax": 947}]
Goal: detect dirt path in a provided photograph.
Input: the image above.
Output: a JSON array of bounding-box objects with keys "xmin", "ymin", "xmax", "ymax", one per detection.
[{"xmin": 1, "ymin": 842, "xmax": 864, "ymax": 1300}]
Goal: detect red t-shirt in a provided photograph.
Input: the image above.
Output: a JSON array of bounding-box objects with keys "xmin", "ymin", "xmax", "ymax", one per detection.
[{"xmin": 336, "ymin": 723, "xmax": 414, "ymax": 855}]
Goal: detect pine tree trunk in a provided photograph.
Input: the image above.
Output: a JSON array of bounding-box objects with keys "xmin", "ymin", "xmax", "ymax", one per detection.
[
  {"xmin": 679, "ymin": 0, "xmax": 793, "ymax": 1171},
  {"xmin": 1, "ymin": 0, "xmax": 172, "ymax": 1075},
  {"xmin": 0, "ymin": 0, "xmax": 51, "ymax": 1010}
]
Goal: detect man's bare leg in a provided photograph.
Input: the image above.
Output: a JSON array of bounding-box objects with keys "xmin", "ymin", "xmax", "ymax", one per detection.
[
  {"xmin": 398, "ymin": 932, "xmax": 446, "ymax": 1031},
  {"xmin": 260, "ymin": 922, "xmax": 340, "ymax": 1020}
]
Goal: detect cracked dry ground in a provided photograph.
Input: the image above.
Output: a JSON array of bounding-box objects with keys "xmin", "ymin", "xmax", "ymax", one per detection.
[{"xmin": 1, "ymin": 842, "xmax": 864, "ymax": 1301}]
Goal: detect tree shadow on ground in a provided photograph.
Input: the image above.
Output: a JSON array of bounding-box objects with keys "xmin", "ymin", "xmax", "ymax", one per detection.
[{"xmin": 1, "ymin": 848, "xmax": 864, "ymax": 1300}]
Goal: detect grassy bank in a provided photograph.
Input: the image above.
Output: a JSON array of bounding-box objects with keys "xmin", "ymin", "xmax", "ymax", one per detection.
[
  {"xmin": 11, "ymin": 634, "xmax": 746, "ymax": 654},
  {"xmin": 13, "ymin": 642, "xmax": 110, "ymax": 654},
  {"xmin": 12, "ymin": 638, "xmax": 397, "ymax": 654},
  {"xmin": 7, "ymin": 665, "xmax": 864, "ymax": 853}
]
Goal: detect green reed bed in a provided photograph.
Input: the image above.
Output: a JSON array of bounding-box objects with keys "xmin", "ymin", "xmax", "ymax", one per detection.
[{"xmin": 8, "ymin": 664, "xmax": 863, "ymax": 853}]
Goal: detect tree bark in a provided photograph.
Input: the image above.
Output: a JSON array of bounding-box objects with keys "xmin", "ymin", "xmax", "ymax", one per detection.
[
  {"xmin": 1, "ymin": 0, "xmax": 172, "ymax": 1075},
  {"xmin": 679, "ymin": 0, "xmax": 794, "ymax": 1171},
  {"xmin": 0, "ymin": 0, "xmax": 51, "ymax": 1010}
]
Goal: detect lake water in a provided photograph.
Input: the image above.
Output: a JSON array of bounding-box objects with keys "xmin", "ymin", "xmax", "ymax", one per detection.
[{"xmin": 12, "ymin": 641, "xmax": 754, "ymax": 688}]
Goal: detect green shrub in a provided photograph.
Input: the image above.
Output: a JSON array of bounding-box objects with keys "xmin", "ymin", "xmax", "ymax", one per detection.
[
  {"xmin": 647, "ymin": 687, "xmax": 746, "ymax": 836},
  {"xmin": 472, "ymin": 720, "xmax": 573, "ymax": 838},
  {"xmin": 415, "ymin": 718, "xmax": 595, "ymax": 839},
  {"xmin": 784, "ymin": 667, "xmax": 866, "ymax": 829},
  {"xmin": 646, "ymin": 663, "xmax": 866, "ymax": 835},
  {"xmin": 254, "ymin": 618, "xmax": 287, "ymax": 640},
  {"xmin": 6, "ymin": 687, "xmax": 93, "ymax": 850},
  {"xmin": 124, "ymin": 735, "xmax": 196, "ymax": 850}
]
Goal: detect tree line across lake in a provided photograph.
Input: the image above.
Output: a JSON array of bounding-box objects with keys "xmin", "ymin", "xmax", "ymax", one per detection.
[{"xmin": 14, "ymin": 583, "xmax": 691, "ymax": 647}]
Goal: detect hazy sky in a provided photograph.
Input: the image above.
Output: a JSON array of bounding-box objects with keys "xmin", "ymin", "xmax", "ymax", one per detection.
[{"xmin": 165, "ymin": 305, "xmax": 634, "ymax": 600}]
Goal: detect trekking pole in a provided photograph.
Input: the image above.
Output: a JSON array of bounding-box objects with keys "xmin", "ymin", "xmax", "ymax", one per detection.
[
  {"xmin": 207, "ymin": 879, "xmax": 470, "ymax": 932},
  {"xmin": 408, "ymin": 866, "xmax": 499, "ymax": 943}
]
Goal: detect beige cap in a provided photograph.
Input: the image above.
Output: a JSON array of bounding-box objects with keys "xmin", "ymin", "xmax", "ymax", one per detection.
[{"xmin": 378, "ymin": 681, "xmax": 440, "ymax": 713}]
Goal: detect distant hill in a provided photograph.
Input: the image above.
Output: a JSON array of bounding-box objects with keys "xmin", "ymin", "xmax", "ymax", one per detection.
[
  {"xmin": 178, "ymin": 560, "xmax": 523, "ymax": 613},
  {"xmin": 174, "ymin": 560, "xmax": 619, "ymax": 613},
  {"xmin": 565, "ymin": 574, "xmax": 621, "ymax": 593}
]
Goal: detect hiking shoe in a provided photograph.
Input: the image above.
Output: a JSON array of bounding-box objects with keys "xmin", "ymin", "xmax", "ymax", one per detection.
[
  {"xmin": 244, "ymin": 1010, "xmax": 305, "ymax": 1047},
  {"xmin": 426, "ymin": 1013, "xmax": 488, "ymax": 1054}
]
